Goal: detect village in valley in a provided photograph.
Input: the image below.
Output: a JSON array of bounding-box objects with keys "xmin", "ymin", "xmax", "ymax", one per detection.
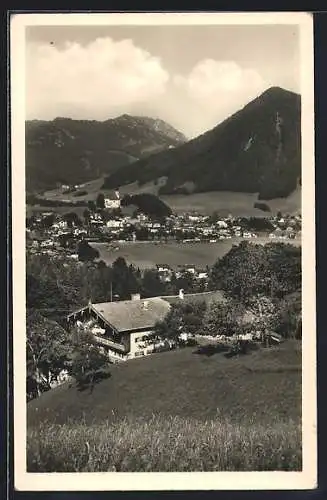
[
  {"xmin": 27, "ymin": 187, "xmax": 301, "ymax": 257},
  {"xmin": 26, "ymin": 186, "xmax": 302, "ymax": 390},
  {"xmin": 23, "ymin": 17, "xmax": 307, "ymax": 475}
]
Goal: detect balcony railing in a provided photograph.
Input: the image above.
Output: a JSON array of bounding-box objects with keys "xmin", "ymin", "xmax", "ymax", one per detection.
[{"xmin": 93, "ymin": 335, "xmax": 126, "ymax": 353}]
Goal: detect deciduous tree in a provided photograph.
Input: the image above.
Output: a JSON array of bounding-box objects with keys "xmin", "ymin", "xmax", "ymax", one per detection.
[
  {"xmin": 209, "ymin": 241, "xmax": 301, "ymax": 302},
  {"xmin": 69, "ymin": 329, "xmax": 109, "ymax": 389},
  {"xmin": 26, "ymin": 310, "xmax": 71, "ymax": 398},
  {"xmin": 141, "ymin": 269, "xmax": 166, "ymax": 297},
  {"xmin": 155, "ymin": 301, "xmax": 207, "ymax": 341},
  {"xmin": 201, "ymin": 298, "xmax": 245, "ymax": 337},
  {"xmin": 96, "ymin": 193, "xmax": 105, "ymax": 210}
]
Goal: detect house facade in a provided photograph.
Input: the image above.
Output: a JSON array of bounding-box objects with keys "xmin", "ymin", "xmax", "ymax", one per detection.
[{"xmin": 105, "ymin": 199, "xmax": 121, "ymax": 209}]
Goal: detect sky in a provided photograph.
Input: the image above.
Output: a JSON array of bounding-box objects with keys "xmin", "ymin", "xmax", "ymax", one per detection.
[{"xmin": 26, "ymin": 24, "xmax": 300, "ymax": 138}]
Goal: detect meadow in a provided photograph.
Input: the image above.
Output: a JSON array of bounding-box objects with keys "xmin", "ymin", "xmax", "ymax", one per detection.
[
  {"xmin": 27, "ymin": 341, "xmax": 302, "ymax": 426},
  {"xmin": 162, "ymin": 189, "xmax": 301, "ymax": 217},
  {"xmin": 27, "ymin": 341, "xmax": 302, "ymax": 471},
  {"xmin": 41, "ymin": 177, "xmax": 301, "ymax": 217},
  {"xmin": 91, "ymin": 238, "xmax": 301, "ymax": 270}
]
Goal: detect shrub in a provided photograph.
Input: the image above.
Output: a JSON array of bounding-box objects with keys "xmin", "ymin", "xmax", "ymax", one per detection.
[
  {"xmin": 74, "ymin": 368, "xmax": 111, "ymax": 391},
  {"xmin": 275, "ymin": 291, "xmax": 302, "ymax": 339},
  {"xmin": 77, "ymin": 240, "xmax": 100, "ymax": 262}
]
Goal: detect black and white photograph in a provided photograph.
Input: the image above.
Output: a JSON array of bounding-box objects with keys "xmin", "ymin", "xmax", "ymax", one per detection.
[{"xmin": 11, "ymin": 12, "xmax": 316, "ymax": 491}]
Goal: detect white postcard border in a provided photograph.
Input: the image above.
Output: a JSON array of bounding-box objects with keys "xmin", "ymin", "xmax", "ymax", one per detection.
[{"xmin": 10, "ymin": 11, "xmax": 316, "ymax": 491}]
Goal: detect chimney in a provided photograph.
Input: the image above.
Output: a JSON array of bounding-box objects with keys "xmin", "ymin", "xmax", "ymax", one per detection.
[
  {"xmin": 179, "ymin": 289, "xmax": 184, "ymax": 300},
  {"xmin": 131, "ymin": 293, "xmax": 141, "ymax": 301}
]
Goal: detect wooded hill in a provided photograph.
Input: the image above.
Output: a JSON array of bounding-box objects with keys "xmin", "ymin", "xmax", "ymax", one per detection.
[{"xmin": 26, "ymin": 115, "xmax": 187, "ymax": 192}]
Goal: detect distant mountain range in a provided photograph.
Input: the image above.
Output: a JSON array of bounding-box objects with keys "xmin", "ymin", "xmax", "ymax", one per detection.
[
  {"xmin": 25, "ymin": 115, "xmax": 187, "ymax": 192},
  {"xmin": 103, "ymin": 87, "xmax": 301, "ymax": 200}
]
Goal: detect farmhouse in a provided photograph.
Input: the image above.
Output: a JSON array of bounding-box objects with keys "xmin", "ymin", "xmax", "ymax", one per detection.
[
  {"xmin": 67, "ymin": 295, "xmax": 171, "ymax": 362},
  {"xmin": 67, "ymin": 290, "xmax": 226, "ymax": 362}
]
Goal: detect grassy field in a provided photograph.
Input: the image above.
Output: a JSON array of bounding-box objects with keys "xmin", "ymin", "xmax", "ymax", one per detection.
[
  {"xmin": 40, "ymin": 178, "xmax": 301, "ymax": 217},
  {"xmin": 162, "ymin": 189, "xmax": 301, "ymax": 217},
  {"xmin": 27, "ymin": 415, "xmax": 301, "ymax": 472},
  {"xmin": 26, "ymin": 204, "xmax": 88, "ymax": 219},
  {"xmin": 28, "ymin": 341, "xmax": 301, "ymax": 427},
  {"xmin": 92, "ymin": 238, "xmax": 301, "ymax": 270},
  {"xmin": 27, "ymin": 342, "xmax": 302, "ymax": 472}
]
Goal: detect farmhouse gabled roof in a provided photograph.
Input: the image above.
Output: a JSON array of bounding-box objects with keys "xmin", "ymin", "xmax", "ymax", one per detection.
[
  {"xmin": 160, "ymin": 290, "xmax": 226, "ymax": 306},
  {"xmin": 68, "ymin": 290, "xmax": 227, "ymax": 333},
  {"xmin": 91, "ymin": 297, "xmax": 171, "ymax": 332}
]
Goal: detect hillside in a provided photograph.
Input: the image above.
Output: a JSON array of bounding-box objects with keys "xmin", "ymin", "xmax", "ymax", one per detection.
[
  {"xmin": 40, "ymin": 174, "xmax": 301, "ymax": 217},
  {"xmin": 26, "ymin": 115, "xmax": 187, "ymax": 192},
  {"xmin": 28, "ymin": 342, "xmax": 301, "ymax": 427},
  {"xmin": 103, "ymin": 87, "xmax": 301, "ymax": 200}
]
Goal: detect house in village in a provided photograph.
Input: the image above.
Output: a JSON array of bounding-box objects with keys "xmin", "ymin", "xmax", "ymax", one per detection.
[
  {"xmin": 156, "ymin": 264, "xmax": 173, "ymax": 283},
  {"xmin": 106, "ymin": 219, "xmax": 124, "ymax": 229},
  {"xmin": 196, "ymin": 270, "xmax": 208, "ymax": 280},
  {"xmin": 176, "ymin": 264, "xmax": 197, "ymax": 275},
  {"xmin": 67, "ymin": 290, "xmax": 227, "ymax": 363},
  {"xmin": 105, "ymin": 198, "xmax": 121, "ymax": 210},
  {"xmin": 104, "ymin": 189, "xmax": 121, "ymax": 210}
]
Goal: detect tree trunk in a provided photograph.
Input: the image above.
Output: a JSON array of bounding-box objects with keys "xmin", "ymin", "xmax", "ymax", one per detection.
[
  {"xmin": 31, "ymin": 352, "xmax": 42, "ymax": 398},
  {"xmin": 90, "ymin": 371, "xmax": 95, "ymax": 393},
  {"xmin": 46, "ymin": 369, "xmax": 52, "ymax": 388},
  {"xmin": 35, "ymin": 368, "xmax": 42, "ymax": 398}
]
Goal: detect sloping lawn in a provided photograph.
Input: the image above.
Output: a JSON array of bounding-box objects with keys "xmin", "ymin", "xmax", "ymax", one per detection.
[{"xmin": 28, "ymin": 341, "xmax": 301, "ymax": 427}]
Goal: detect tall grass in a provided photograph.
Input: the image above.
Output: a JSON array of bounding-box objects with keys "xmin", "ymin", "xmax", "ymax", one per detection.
[{"xmin": 27, "ymin": 414, "xmax": 301, "ymax": 472}]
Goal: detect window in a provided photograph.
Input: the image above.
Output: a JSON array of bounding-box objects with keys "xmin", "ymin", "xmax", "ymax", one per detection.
[{"xmin": 135, "ymin": 333, "xmax": 154, "ymax": 343}]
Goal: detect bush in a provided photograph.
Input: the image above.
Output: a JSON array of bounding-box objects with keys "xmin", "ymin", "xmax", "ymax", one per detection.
[
  {"xmin": 194, "ymin": 343, "xmax": 230, "ymax": 356},
  {"xmin": 77, "ymin": 240, "xmax": 100, "ymax": 262},
  {"xmin": 275, "ymin": 291, "xmax": 302, "ymax": 339},
  {"xmin": 74, "ymin": 368, "xmax": 111, "ymax": 391}
]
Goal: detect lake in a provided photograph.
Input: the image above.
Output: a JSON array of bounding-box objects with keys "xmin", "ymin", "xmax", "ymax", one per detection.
[{"xmin": 92, "ymin": 237, "xmax": 301, "ymax": 270}]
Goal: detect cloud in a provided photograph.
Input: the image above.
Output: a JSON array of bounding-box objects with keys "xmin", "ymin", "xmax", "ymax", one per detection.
[
  {"xmin": 175, "ymin": 59, "xmax": 266, "ymax": 99},
  {"xmin": 26, "ymin": 38, "xmax": 170, "ymax": 119},
  {"xmin": 172, "ymin": 59, "xmax": 268, "ymax": 136},
  {"xmin": 26, "ymin": 42, "xmax": 270, "ymax": 138}
]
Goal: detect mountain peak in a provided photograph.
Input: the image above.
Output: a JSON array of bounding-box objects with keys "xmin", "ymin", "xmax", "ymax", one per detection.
[
  {"xmin": 25, "ymin": 114, "xmax": 186, "ymax": 192},
  {"xmin": 258, "ymin": 86, "xmax": 299, "ymax": 101},
  {"xmin": 104, "ymin": 87, "xmax": 301, "ymax": 200}
]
